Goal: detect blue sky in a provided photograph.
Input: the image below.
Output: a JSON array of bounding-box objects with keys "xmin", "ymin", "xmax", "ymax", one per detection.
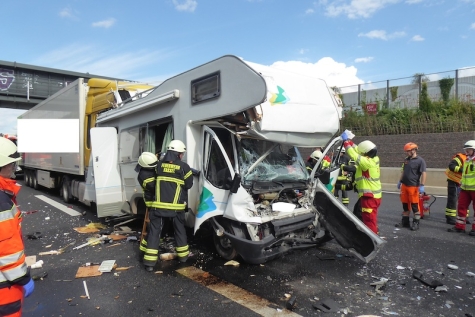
[{"xmin": 2, "ymin": 0, "xmax": 475, "ymax": 134}]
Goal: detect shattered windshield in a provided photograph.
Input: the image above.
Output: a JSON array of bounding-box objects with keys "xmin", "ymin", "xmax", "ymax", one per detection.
[{"xmin": 238, "ymin": 138, "xmax": 308, "ymax": 185}]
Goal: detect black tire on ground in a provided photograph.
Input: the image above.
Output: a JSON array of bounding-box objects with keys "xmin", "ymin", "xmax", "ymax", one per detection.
[
  {"xmin": 25, "ymin": 170, "xmax": 31, "ymax": 187},
  {"xmin": 31, "ymin": 171, "xmax": 38, "ymax": 189},
  {"xmin": 213, "ymin": 219, "xmax": 247, "ymax": 261},
  {"xmin": 62, "ymin": 176, "xmax": 71, "ymax": 203}
]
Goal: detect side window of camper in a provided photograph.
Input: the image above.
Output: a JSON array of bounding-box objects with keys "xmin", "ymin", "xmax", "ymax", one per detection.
[
  {"xmin": 119, "ymin": 127, "xmax": 141, "ymax": 163},
  {"xmin": 204, "ymin": 128, "xmax": 234, "ymax": 189},
  {"xmin": 205, "ymin": 139, "xmax": 229, "ymax": 189}
]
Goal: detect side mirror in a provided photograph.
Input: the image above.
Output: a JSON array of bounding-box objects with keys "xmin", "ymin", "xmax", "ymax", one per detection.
[{"xmin": 229, "ymin": 173, "xmax": 241, "ymax": 194}]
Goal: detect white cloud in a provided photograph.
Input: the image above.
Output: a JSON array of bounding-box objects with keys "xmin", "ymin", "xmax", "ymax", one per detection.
[
  {"xmin": 321, "ymin": 0, "xmax": 400, "ymax": 19},
  {"xmin": 92, "ymin": 18, "xmax": 116, "ymax": 28},
  {"xmin": 355, "ymin": 57, "xmax": 374, "ymax": 63},
  {"xmin": 358, "ymin": 29, "xmax": 406, "ymax": 40},
  {"xmin": 298, "ymin": 48, "xmax": 309, "ymax": 54},
  {"xmin": 405, "ymin": 0, "xmax": 423, "ymax": 3},
  {"xmin": 268, "ymin": 58, "xmax": 364, "ymax": 88},
  {"xmin": 59, "ymin": 7, "xmax": 78, "ymax": 19},
  {"xmin": 471, "ymin": 22, "xmax": 475, "ymax": 29},
  {"xmin": 306, "ymin": 8, "xmax": 315, "ymax": 14},
  {"xmin": 32, "ymin": 44, "xmax": 174, "ymax": 80},
  {"xmin": 173, "ymin": 0, "xmax": 197, "ymax": 12},
  {"xmin": 411, "ymin": 35, "xmax": 425, "ymax": 41}
]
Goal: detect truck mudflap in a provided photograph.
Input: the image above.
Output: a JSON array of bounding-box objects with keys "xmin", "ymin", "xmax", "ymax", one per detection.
[{"xmin": 313, "ymin": 180, "xmax": 386, "ymax": 263}]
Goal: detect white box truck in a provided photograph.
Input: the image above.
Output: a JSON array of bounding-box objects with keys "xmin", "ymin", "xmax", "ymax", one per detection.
[{"xmin": 20, "ymin": 55, "xmax": 385, "ymax": 264}]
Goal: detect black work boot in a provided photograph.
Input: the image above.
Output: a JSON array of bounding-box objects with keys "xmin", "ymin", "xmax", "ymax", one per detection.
[
  {"xmin": 411, "ymin": 219, "xmax": 420, "ymax": 231},
  {"xmin": 402, "ymin": 216, "xmax": 410, "ymax": 228},
  {"xmin": 446, "ymin": 216, "xmax": 456, "ymax": 225},
  {"xmin": 447, "ymin": 226, "xmax": 465, "ymax": 233}
]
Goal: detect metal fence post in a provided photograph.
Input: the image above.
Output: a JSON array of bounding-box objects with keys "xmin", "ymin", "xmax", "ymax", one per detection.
[
  {"xmin": 455, "ymin": 69, "xmax": 459, "ymax": 101},
  {"xmin": 358, "ymin": 84, "xmax": 361, "ymax": 108},
  {"xmin": 386, "ymin": 80, "xmax": 390, "ymax": 109}
]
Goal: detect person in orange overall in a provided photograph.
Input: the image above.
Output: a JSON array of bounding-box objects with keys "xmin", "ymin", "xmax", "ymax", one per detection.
[{"xmin": 0, "ymin": 138, "xmax": 34, "ymax": 316}]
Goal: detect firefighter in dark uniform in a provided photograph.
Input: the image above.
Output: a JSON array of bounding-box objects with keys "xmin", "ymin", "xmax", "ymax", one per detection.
[
  {"xmin": 334, "ymin": 146, "xmax": 352, "ymax": 207},
  {"xmin": 137, "ymin": 152, "xmax": 158, "ymax": 258},
  {"xmin": 142, "ymin": 140, "xmax": 194, "ymax": 272},
  {"xmin": 445, "ymin": 152, "xmax": 468, "ymax": 225}
]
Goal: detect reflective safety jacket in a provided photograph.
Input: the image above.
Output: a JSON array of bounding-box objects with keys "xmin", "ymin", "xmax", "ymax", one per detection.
[
  {"xmin": 445, "ymin": 153, "xmax": 466, "ymax": 185},
  {"xmin": 137, "ymin": 167, "xmax": 156, "ymax": 207},
  {"xmin": 0, "ymin": 177, "xmax": 30, "ymax": 291},
  {"xmin": 461, "ymin": 155, "xmax": 475, "ymax": 191},
  {"xmin": 343, "ymin": 141, "xmax": 382, "ymax": 199},
  {"xmin": 151, "ymin": 153, "xmax": 193, "ymax": 211}
]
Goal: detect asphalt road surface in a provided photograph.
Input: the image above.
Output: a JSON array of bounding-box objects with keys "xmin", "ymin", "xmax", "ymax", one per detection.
[{"xmin": 16, "ymin": 179, "xmax": 475, "ymax": 317}]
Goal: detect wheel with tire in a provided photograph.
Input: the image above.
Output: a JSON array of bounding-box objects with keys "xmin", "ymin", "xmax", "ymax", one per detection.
[
  {"xmin": 25, "ymin": 170, "xmax": 31, "ymax": 187},
  {"xmin": 62, "ymin": 177, "xmax": 71, "ymax": 203},
  {"xmin": 213, "ymin": 220, "xmax": 246, "ymax": 261},
  {"xmin": 31, "ymin": 172, "xmax": 38, "ymax": 189}
]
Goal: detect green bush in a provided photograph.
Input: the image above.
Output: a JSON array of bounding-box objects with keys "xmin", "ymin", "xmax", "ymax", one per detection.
[{"xmin": 341, "ymin": 99, "xmax": 475, "ymax": 135}]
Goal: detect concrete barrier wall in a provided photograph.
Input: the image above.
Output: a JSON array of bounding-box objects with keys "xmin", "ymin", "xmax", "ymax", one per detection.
[{"xmin": 381, "ymin": 167, "xmax": 446, "ymax": 196}]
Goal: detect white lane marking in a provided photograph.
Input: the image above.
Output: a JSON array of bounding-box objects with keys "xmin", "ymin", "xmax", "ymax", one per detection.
[
  {"xmin": 35, "ymin": 195, "xmax": 82, "ymax": 216},
  {"xmin": 176, "ymin": 266, "xmax": 302, "ymax": 317}
]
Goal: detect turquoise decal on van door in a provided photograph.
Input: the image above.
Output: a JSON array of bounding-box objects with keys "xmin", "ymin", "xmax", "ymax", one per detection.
[
  {"xmin": 269, "ymin": 86, "xmax": 290, "ymax": 105},
  {"xmin": 197, "ymin": 187, "xmax": 217, "ymax": 218}
]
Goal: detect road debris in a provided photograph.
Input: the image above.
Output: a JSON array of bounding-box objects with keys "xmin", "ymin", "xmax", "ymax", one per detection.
[
  {"xmin": 285, "ymin": 296, "xmax": 296, "ymax": 310},
  {"xmin": 98, "ymin": 260, "xmax": 116, "ymax": 273},
  {"xmin": 73, "ymin": 222, "xmax": 108, "ymax": 233},
  {"xmin": 31, "ymin": 260, "xmax": 44, "ymax": 269},
  {"xmin": 313, "ymin": 298, "xmax": 340, "ymax": 313},
  {"xmin": 73, "ymin": 236, "xmax": 108, "ymax": 250},
  {"xmin": 447, "ymin": 264, "xmax": 458, "ymax": 270},
  {"xmin": 160, "ymin": 253, "xmax": 177, "ymax": 261},
  {"xmin": 466, "ymin": 272, "xmax": 475, "ymax": 277},
  {"xmin": 32, "ymin": 272, "xmax": 48, "ymax": 281},
  {"xmin": 75, "ymin": 266, "xmax": 102, "ymax": 278},
  {"xmin": 27, "ymin": 232, "xmax": 42, "ymax": 239},
  {"xmin": 83, "ymin": 280, "xmax": 90, "ymax": 299},
  {"xmin": 224, "ymin": 260, "xmax": 240, "ymax": 266},
  {"xmin": 412, "ymin": 270, "xmax": 444, "ymax": 288}
]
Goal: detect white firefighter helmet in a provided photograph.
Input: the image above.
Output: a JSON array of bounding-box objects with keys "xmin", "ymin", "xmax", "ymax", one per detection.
[
  {"xmin": 167, "ymin": 140, "xmax": 186, "ymax": 153},
  {"xmin": 0, "ymin": 137, "xmax": 21, "ymax": 167},
  {"xmin": 310, "ymin": 150, "xmax": 323, "ymax": 160},
  {"xmin": 357, "ymin": 140, "xmax": 377, "ymax": 155},
  {"xmin": 464, "ymin": 140, "xmax": 475, "ymax": 150},
  {"xmin": 138, "ymin": 152, "xmax": 158, "ymax": 168}
]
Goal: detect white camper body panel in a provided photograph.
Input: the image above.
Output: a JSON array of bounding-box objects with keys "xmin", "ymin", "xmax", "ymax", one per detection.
[{"xmin": 20, "ymin": 79, "xmax": 86, "ymax": 176}]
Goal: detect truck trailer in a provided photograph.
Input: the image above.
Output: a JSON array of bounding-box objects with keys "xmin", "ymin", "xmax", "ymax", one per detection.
[{"xmin": 20, "ymin": 55, "xmax": 385, "ymax": 264}]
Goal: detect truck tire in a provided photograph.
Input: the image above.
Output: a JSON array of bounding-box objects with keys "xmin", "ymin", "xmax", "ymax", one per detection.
[
  {"xmin": 62, "ymin": 177, "xmax": 71, "ymax": 203},
  {"xmin": 31, "ymin": 172, "xmax": 38, "ymax": 189},
  {"xmin": 213, "ymin": 220, "xmax": 246, "ymax": 261},
  {"xmin": 25, "ymin": 170, "xmax": 31, "ymax": 187}
]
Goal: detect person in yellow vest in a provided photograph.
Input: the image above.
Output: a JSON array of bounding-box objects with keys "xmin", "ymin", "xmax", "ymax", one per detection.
[
  {"xmin": 306, "ymin": 150, "xmax": 330, "ymax": 174},
  {"xmin": 445, "ymin": 152, "xmax": 467, "ymax": 225},
  {"xmin": 448, "ymin": 140, "xmax": 475, "ymax": 235},
  {"xmin": 341, "ymin": 131, "xmax": 381, "ymax": 234}
]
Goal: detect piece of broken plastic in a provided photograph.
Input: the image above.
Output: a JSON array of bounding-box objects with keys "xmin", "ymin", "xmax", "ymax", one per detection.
[
  {"xmin": 313, "ymin": 298, "xmax": 339, "ymax": 313},
  {"xmin": 27, "ymin": 232, "xmax": 42, "ymax": 239}
]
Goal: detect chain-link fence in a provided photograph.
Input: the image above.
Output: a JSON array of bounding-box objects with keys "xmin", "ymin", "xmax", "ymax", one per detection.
[{"xmin": 339, "ymin": 67, "xmax": 475, "ymax": 114}]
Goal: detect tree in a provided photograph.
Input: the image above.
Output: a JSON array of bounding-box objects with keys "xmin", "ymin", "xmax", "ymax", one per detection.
[
  {"xmin": 419, "ymin": 82, "xmax": 433, "ymax": 112},
  {"xmin": 411, "ymin": 73, "xmax": 429, "ymax": 84}
]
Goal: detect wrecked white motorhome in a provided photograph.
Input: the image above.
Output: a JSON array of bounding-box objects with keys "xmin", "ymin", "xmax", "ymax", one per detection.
[{"xmin": 22, "ymin": 55, "xmax": 385, "ymax": 264}]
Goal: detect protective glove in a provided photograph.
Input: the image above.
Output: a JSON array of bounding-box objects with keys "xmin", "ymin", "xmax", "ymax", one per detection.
[
  {"xmin": 340, "ymin": 131, "xmax": 350, "ymax": 141},
  {"xmin": 419, "ymin": 185, "xmax": 425, "ymax": 194},
  {"xmin": 191, "ymin": 168, "xmax": 200, "ymax": 176},
  {"xmin": 397, "ymin": 181, "xmax": 402, "ymax": 190},
  {"xmin": 23, "ymin": 278, "xmax": 34, "ymax": 298}
]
